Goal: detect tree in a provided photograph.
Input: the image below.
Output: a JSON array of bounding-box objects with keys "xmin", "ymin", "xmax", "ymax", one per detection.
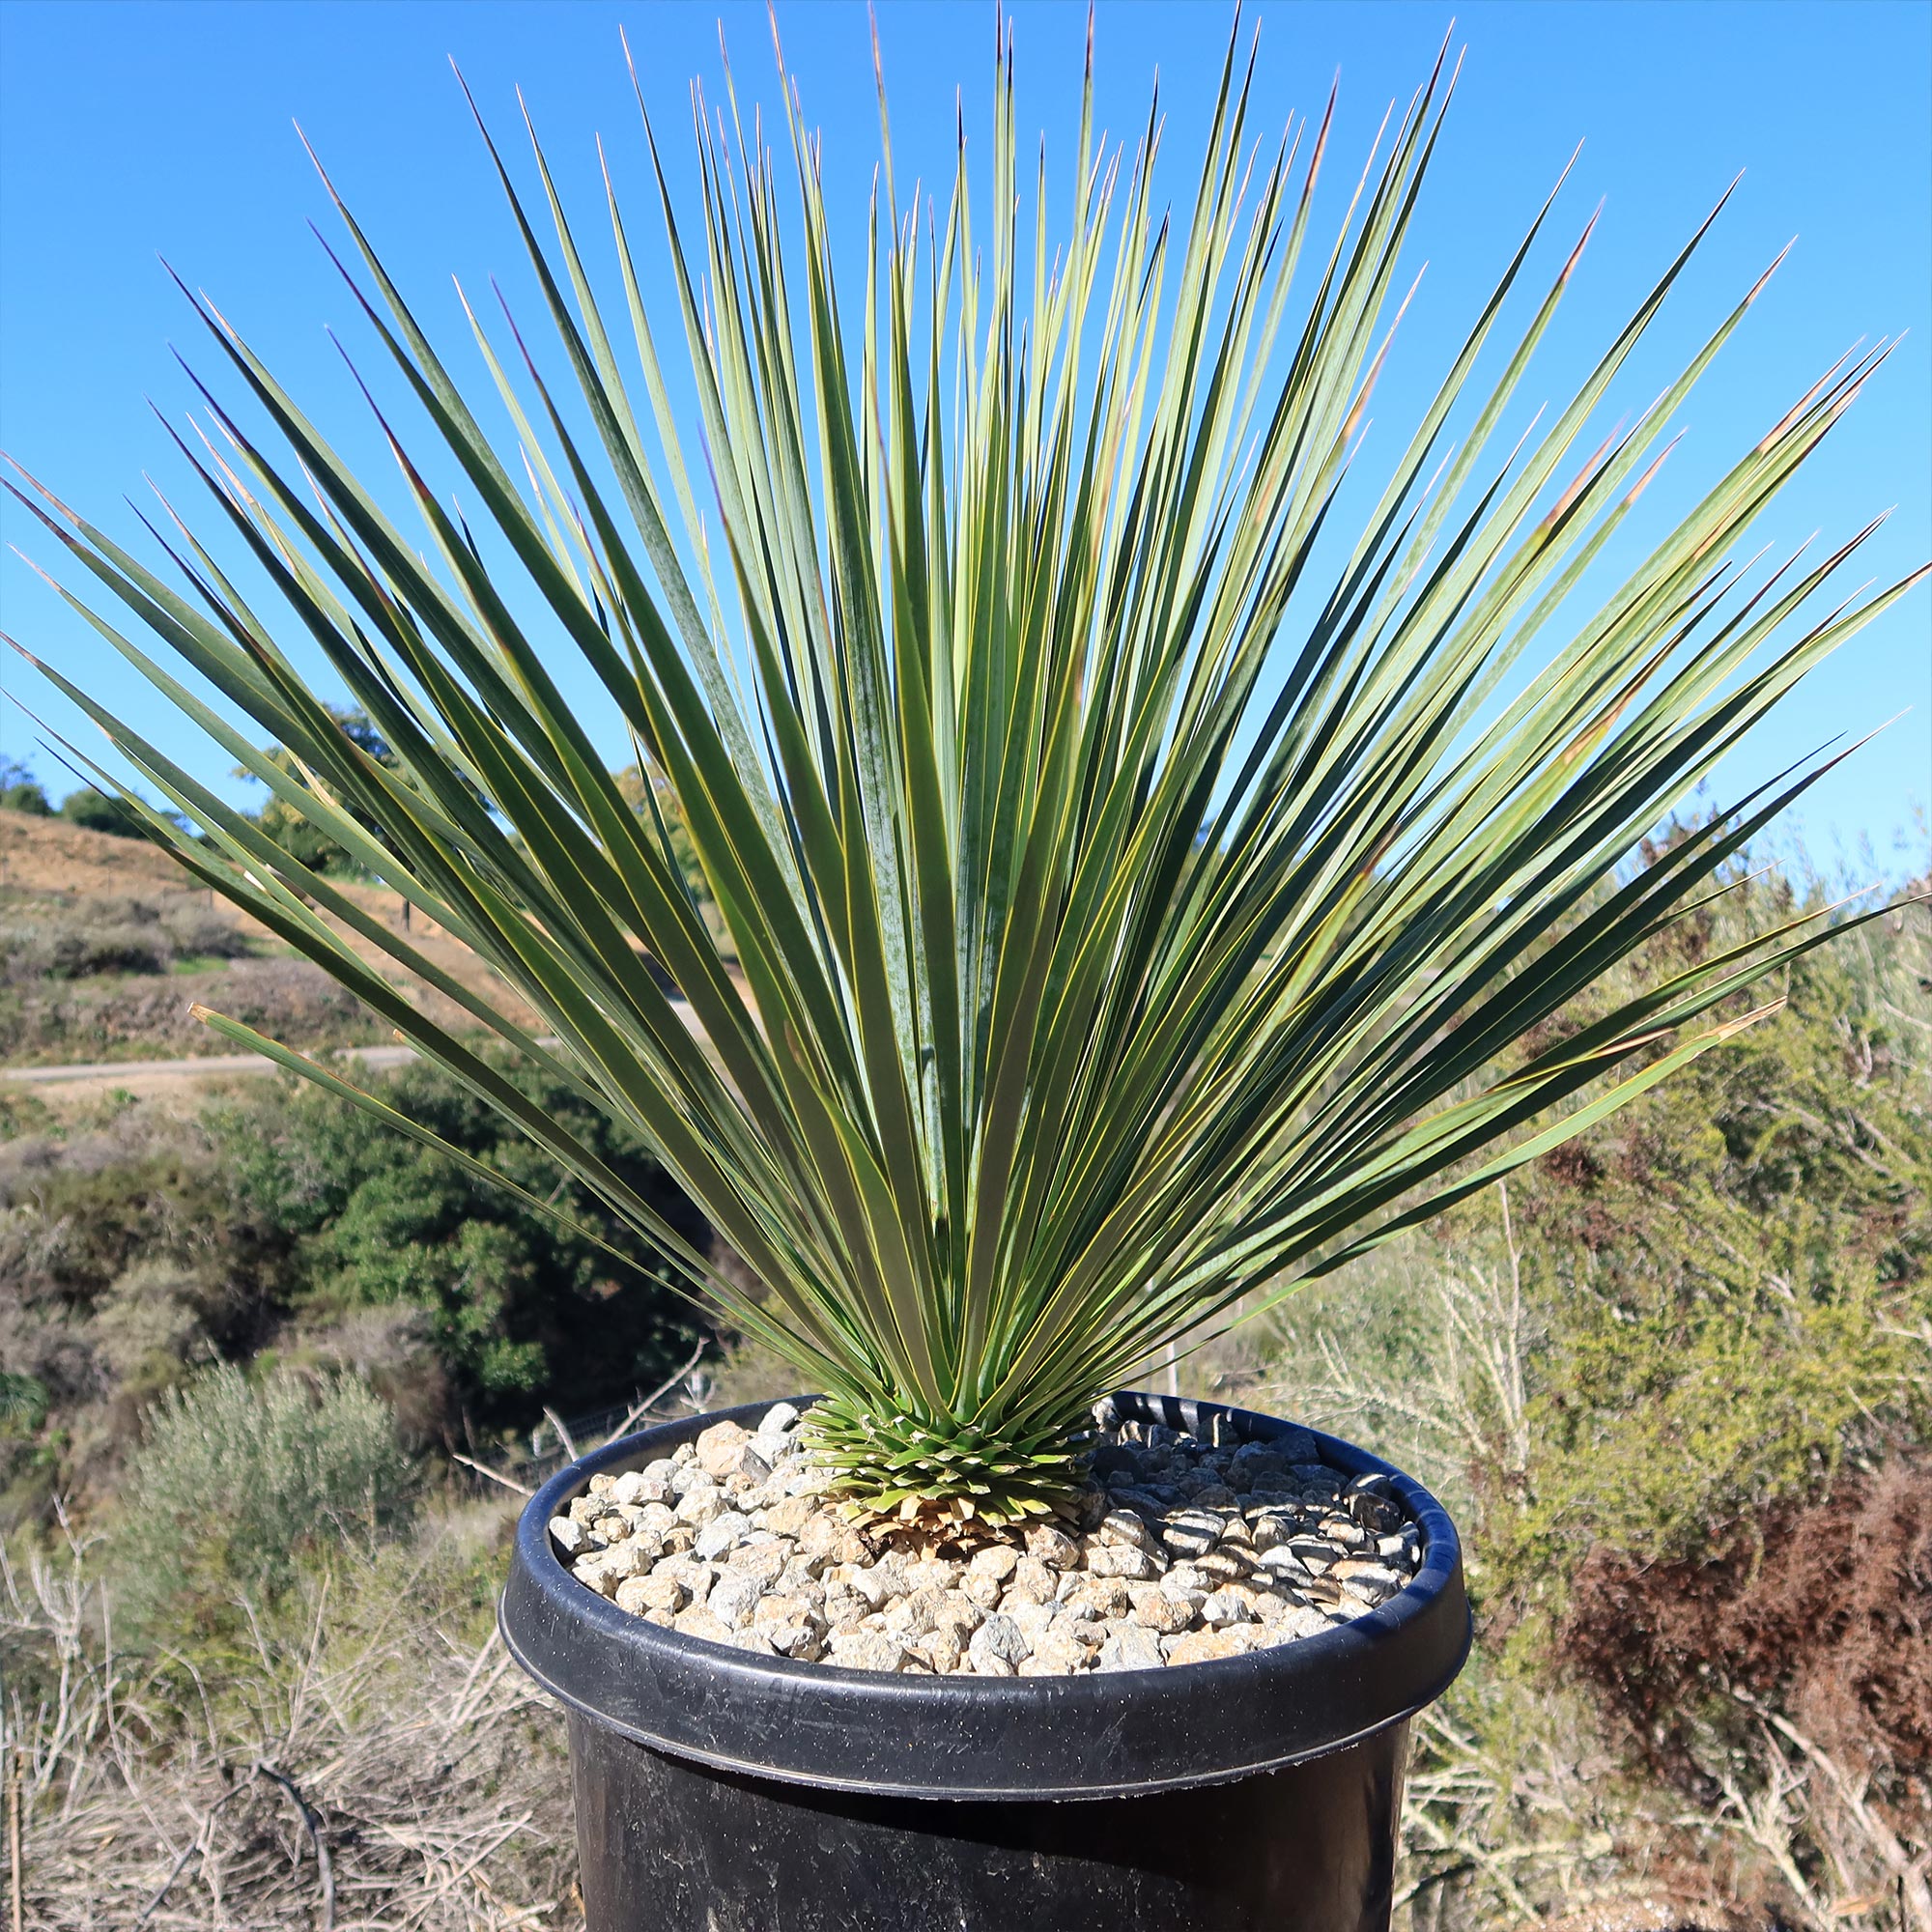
[
  {"xmin": 59, "ymin": 784, "xmax": 142, "ymax": 838},
  {"xmin": 242, "ymin": 705, "xmax": 400, "ymax": 876}
]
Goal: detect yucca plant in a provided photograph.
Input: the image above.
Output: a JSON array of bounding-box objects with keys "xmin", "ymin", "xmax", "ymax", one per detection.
[{"xmin": 7, "ymin": 22, "xmax": 1922, "ymax": 1525}]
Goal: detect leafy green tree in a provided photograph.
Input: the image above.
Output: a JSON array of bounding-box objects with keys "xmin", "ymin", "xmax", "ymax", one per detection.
[
  {"xmin": 58, "ymin": 784, "xmax": 142, "ymax": 838},
  {"xmin": 241, "ymin": 705, "xmax": 399, "ymax": 877},
  {"xmin": 0, "ymin": 757, "xmax": 51, "ymax": 816},
  {"xmin": 612, "ymin": 761, "xmax": 733, "ymax": 964}
]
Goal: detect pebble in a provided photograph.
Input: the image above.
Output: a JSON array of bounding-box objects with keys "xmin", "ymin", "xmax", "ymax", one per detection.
[
  {"xmin": 556, "ymin": 1407, "xmax": 1424, "ymax": 1675},
  {"xmin": 1096, "ymin": 1508, "xmax": 1158, "ymax": 1553},
  {"xmin": 830, "ymin": 1631, "xmax": 907, "ymax": 1673},
  {"xmin": 675, "ymin": 1486, "xmax": 725, "ymax": 1527},
  {"xmin": 708, "ymin": 1569, "xmax": 768, "ymax": 1630},
  {"xmin": 1163, "ymin": 1628, "xmax": 1250, "ymax": 1665},
  {"xmin": 1199, "ymin": 1587, "xmax": 1254, "ymax": 1628},
  {"xmin": 1331, "ymin": 1559, "xmax": 1405, "ymax": 1593},
  {"xmin": 1095, "ymin": 1624, "xmax": 1165, "ymax": 1672},
  {"xmin": 672, "ymin": 1605, "xmax": 731, "ymax": 1644},
  {"xmin": 1003, "ymin": 1599, "xmax": 1058, "ymax": 1643},
  {"xmin": 1195, "ymin": 1548, "xmax": 1255, "ymax": 1583},
  {"xmin": 919, "ymin": 1628, "xmax": 964, "ymax": 1674},
  {"xmin": 1126, "ymin": 1584, "xmax": 1196, "ymax": 1634},
  {"xmin": 1085, "ymin": 1543, "xmax": 1162, "ymax": 1581},
  {"xmin": 968, "ymin": 1613, "xmax": 1032, "ymax": 1674},
  {"xmin": 1025, "ymin": 1523, "xmax": 1080, "ymax": 1570},
  {"xmin": 600, "ymin": 1540, "xmax": 652, "ymax": 1581},
  {"xmin": 968, "ymin": 1545, "xmax": 1019, "ymax": 1581},
  {"xmin": 1070, "ymin": 1576, "xmax": 1133, "ymax": 1620},
  {"xmin": 617, "ymin": 1573, "xmax": 688, "ymax": 1615},
  {"xmin": 696, "ymin": 1420, "xmax": 752, "ymax": 1478},
  {"xmin": 1021, "ymin": 1629, "xmax": 1088, "ymax": 1676},
  {"xmin": 1161, "ymin": 1509, "xmax": 1223, "ymax": 1558},
  {"xmin": 693, "ymin": 1512, "xmax": 753, "ymax": 1561},
  {"xmin": 762, "ymin": 1496, "xmax": 816, "ymax": 1538},
  {"xmin": 1257, "ymin": 1546, "xmax": 1315, "ymax": 1584}
]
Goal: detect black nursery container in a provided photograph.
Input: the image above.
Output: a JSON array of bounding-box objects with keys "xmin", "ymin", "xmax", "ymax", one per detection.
[{"xmin": 500, "ymin": 1391, "xmax": 1470, "ymax": 1932}]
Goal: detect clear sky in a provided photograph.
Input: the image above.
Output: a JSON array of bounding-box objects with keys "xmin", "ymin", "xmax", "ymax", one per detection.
[{"xmin": 1, "ymin": 1, "xmax": 1927, "ymax": 877}]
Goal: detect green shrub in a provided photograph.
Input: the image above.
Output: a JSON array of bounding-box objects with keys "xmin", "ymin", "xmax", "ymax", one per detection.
[
  {"xmin": 155, "ymin": 898, "xmax": 253, "ymax": 962},
  {"xmin": 0, "ymin": 1056, "xmax": 704, "ymax": 1502},
  {"xmin": 242, "ymin": 705, "xmax": 462, "ymax": 881},
  {"xmin": 0, "ymin": 782, "xmax": 50, "ymax": 816},
  {"xmin": 58, "ymin": 785, "xmax": 143, "ymax": 838},
  {"xmin": 0, "ymin": 757, "xmax": 50, "ymax": 816},
  {"xmin": 0, "ymin": 1370, "xmax": 48, "ymax": 1433},
  {"xmin": 210, "ymin": 1056, "xmax": 708, "ymax": 1418},
  {"xmin": 1258, "ymin": 861, "xmax": 1931, "ymax": 1916},
  {"xmin": 119, "ymin": 1363, "xmax": 411, "ymax": 1621}
]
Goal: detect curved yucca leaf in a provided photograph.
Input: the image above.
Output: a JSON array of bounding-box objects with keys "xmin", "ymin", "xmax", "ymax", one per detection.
[{"xmin": 6, "ymin": 19, "xmax": 1924, "ymax": 1520}]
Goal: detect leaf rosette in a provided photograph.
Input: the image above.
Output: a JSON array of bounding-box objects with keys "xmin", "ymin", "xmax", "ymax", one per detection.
[{"xmin": 6, "ymin": 17, "xmax": 1923, "ymax": 1524}]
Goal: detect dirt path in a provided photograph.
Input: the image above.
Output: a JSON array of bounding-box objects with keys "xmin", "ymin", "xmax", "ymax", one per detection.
[
  {"xmin": 0, "ymin": 813, "xmax": 722, "ymax": 1105},
  {"xmin": 1, "ymin": 1042, "xmax": 420, "ymax": 1101}
]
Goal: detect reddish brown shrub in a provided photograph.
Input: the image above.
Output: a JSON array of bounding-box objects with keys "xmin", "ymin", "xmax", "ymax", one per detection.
[{"xmin": 1558, "ymin": 1453, "xmax": 1931, "ymax": 1796}]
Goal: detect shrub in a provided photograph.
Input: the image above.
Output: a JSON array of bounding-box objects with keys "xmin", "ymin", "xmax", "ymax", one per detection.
[
  {"xmin": 57, "ymin": 785, "xmax": 143, "ymax": 838},
  {"xmin": 155, "ymin": 896, "xmax": 253, "ymax": 961},
  {"xmin": 1, "ymin": 910, "xmax": 164, "ymax": 981},
  {"xmin": 1558, "ymin": 1455, "xmax": 1932, "ymax": 1918},
  {"xmin": 1259, "ymin": 864, "xmax": 1932, "ymax": 1918},
  {"xmin": 0, "ymin": 1369, "xmax": 48, "ymax": 1432},
  {"xmin": 209, "ymin": 1056, "xmax": 709, "ymax": 1420},
  {"xmin": 0, "ymin": 756, "xmax": 51, "ymax": 815},
  {"xmin": 1, "ymin": 1496, "xmax": 576, "ymax": 1929},
  {"xmin": 119, "ymin": 1363, "xmax": 411, "ymax": 1618},
  {"xmin": 0, "ymin": 894, "xmax": 251, "ymax": 985},
  {"xmin": 0, "ymin": 781, "xmax": 50, "ymax": 816},
  {"xmin": 0, "ymin": 1060, "xmax": 703, "ymax": 1506}
]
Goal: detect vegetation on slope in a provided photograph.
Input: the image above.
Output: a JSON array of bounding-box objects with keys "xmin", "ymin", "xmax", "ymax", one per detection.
[
  {"xmin": 1266, "ymin": 853, "xmax": 1930, "ymax": 1923},
  {"xmin": 0, "ymin": 840, "xmax": 1924, "ymax": 1927}
]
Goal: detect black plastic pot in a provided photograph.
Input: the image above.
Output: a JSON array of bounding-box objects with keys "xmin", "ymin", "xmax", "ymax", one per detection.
[{"xmin": 501, "ymin": 1390, "xmax": 1469, "ymax": 1931}]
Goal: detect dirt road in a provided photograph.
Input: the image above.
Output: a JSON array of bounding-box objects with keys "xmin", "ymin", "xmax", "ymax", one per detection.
[{"xmin": 1, "ymin": 1042, "xmax": 419, "ymax": 1102}]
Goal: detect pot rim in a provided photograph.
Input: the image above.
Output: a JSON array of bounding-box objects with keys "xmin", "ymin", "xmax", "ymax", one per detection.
[{"xmin": 499, "ymin": 1389, "xmax": 1470, "ymax": 1801}]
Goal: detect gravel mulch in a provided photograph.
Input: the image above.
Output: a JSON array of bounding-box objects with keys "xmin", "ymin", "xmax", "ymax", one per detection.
[{"xmin": 549, "ymin": 1400, "xmax": 1422, "ymax": 1675}]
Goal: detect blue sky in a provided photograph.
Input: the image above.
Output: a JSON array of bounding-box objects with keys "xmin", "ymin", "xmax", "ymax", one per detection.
[{"xmin": 1, "ymin": 0, "xmax": 1926, "ymax": 876}]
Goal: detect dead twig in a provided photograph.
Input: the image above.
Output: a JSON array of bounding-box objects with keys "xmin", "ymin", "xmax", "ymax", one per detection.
[
  {"xmin": 600, "ymin": 1338, "xmax": 708, "ymax": 1448},
  {"xmin": 132, "ymin": 1779, "xmax": 249, "ymax": 1928},
  {"xmin": 252, "ymin": 1759, "xmax": 335, "ymax": 1932},
  {"xmin": 449, "ymin": 1455, "xmax": 532, "ymax": 1498},
  {"xmin": 8, "ymin": 1761, "xmax": 21, "ymax": 1932}
]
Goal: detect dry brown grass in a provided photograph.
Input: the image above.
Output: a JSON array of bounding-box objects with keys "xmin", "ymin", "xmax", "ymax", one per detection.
[{"xmin": 1, "ymin": 1503, "xmax": 582, "ymax": 1930}]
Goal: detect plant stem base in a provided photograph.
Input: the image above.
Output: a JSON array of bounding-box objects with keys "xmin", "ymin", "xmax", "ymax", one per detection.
[{"xmin": 568, "ymin": 1711, "xmax": 1408, "ymax": 1932}]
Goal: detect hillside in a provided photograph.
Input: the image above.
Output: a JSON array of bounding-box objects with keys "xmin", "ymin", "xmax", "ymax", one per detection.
[{"xmin": 0, "ymin": 810, "xmax": 539, "ymax": 1083}]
